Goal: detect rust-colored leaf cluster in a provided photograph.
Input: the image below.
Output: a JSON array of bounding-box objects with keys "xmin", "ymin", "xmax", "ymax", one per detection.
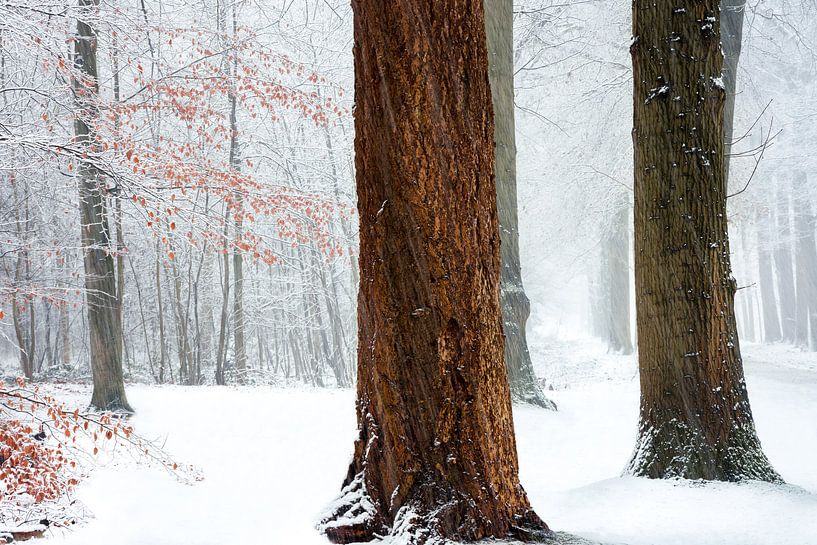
[{"xmin": 0, "ymin": 378, "xmax": 198, "ymax": 505}]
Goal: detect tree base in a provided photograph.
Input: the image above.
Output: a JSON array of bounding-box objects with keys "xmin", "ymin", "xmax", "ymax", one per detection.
[
  {"xmin": 317, "ymin": 473, "xmax": 384, "ymax": 543},
  {"xmin": 88, "ymin": 400, "xmax": 134, "ymax": 415},
  {"xmin": 626, "ymin": 419, "xmax": 782, "ymax": 482},
  {"xmin": 90, "ymin": 387, "xmax": 133, "ymax": 415},
  {"xmin": 511, "ymin": 384, "xmax": 557, "ymax": 411},
  {"xmin": 318, "ymin": 472, "xmax": 553, "ymax": 545}
]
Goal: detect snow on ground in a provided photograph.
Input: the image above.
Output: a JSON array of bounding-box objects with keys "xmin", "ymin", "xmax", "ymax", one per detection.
[
  {"xmin": 522, "ymin": 336, "xmax": 817, "ymax": 545},
  {"xmin": 41, "ymin": 340, "xmax": 817, "ymax": 545}
]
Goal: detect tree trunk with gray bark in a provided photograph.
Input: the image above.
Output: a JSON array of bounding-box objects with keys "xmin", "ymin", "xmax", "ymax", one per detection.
[
  {"xmin": 757, "ymin": 207, "xmax": 782, "ymax": 343},
  {"xmin": 794, "ymin": 172, "xmax": 817, "ymax": 350},
  {"xmin": 485, "ymin": 0, "xmax": 555, "ymax": 408},
  {"xmin": 74, "ymin": 0, "xmax": 132, "ymax": 412},
  {"xmin": 628, "ymin": 0, "xmax": 777, "ymax": 481}
]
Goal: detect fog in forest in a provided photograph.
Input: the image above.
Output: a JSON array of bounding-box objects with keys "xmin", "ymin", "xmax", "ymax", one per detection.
[
  {"xmin": 3, "ymin": 1, "xmax": 813, "ymax": 388},
  {"xmin": 0, "ymin": 1, "xmax": 815, "ymax": 544},
  {"xmin": 515, "ymin": 1, "xmax": 817, "ymax": 354}
]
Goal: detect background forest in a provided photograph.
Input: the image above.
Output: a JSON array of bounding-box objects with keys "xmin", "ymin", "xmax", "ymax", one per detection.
[
  {"xmin": 1, "ymin": 0, "xmax": 814, "ymax": 388},
  {"xmin": 0, "ymin": 0, "xmax": 815, "ymax": 544}
]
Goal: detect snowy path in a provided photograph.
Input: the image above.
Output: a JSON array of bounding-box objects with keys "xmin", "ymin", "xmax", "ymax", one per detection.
[{"xmin": 45, "ymin": 343, "xmax": 817, "ymax": 545}]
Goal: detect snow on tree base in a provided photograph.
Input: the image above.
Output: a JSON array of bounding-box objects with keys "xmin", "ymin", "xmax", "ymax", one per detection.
[
  {"xmin": 316, "ymin": 472, "xmax": 382, "ymax": 542},
  {"xmin": 626, "ymin": 420, "xmax": 782, "ymax": 483},
  {"xmin": 514, "ymin": 385, "xmax": 558, "ymax": 411},
  {"xmin": 317, "ymin": 471, "xmax": 554, "ymax": 545}
]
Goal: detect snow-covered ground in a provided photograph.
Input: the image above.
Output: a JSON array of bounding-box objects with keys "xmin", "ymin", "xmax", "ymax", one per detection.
[{"xmin": 41, "ymin": 340, "xmax": 817, "ymax": 545}]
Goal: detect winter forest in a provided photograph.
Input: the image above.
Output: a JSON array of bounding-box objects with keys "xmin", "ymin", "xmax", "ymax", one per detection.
[{"xmin": 0, "ymin": 0, "xmax": 815, "ymax": 543}]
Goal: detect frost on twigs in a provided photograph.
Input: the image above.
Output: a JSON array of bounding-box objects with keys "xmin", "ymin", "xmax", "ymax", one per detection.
[
  {"xmin": 0, "ymin": 497, "xmax": 90, "ymax": 542},
  {"xmin": 0, "ymin": 378, "xmax": 201, "ymax": 536}
]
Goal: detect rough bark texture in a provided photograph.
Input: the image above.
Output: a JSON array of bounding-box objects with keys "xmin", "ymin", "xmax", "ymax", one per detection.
[
  {"xmin": 485, "ymin": 0, "xmax": 556, "ymax": 409},
  {"xmin": 75, "ymin": 0, "xmax": 132, "ymax": 413},
  {"xmin": 318, "ymin": 2, "xmax": 550, "ymax": 543},
  {"xmin": 628, "ymin": 0, "xmax": 778, "ymax": 481}
]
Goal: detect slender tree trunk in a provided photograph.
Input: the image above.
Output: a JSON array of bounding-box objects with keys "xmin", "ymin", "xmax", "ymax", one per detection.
[
  {"xmin": 58, "ymin": 254, "xmax": 72, "ymax": 366},
  {"xmin": 322, "ymin": 118, "xmax": 360, "ymax": 300},
  {"xmin": 74, "ymin": 0, "xmax": 131, "ymax": 412},
  {"xmin": 232, "ymin": 218, "xmax": 247, "ymax": 376},
  {"xmin": 227, "ymin": 3, "xmax": 247, "ymax": 378},
  {"xmin": 485, "ymin": 0, "xmax": 555, "ymax": 408},
  {"xmin": 321, "ymin": 120, "xmax": 357, "ymax": 382},
  {"xmin": 773, "ymin": 179, "xmax": 796, "ymax": 341},
  {"xmin": 112, "ymin": 21, "xmax": 126, "ymax": 370},
  {"xmin": 129, "ymin": 256, "xmax": 157, "ymax": 382},
  {"xmin": 721, "ymin": 0, "xmax": 755, "ymax": 345},
  {"xmin": 155, "ymin": 245, "xmax": 168, "ymax": 384},
  {"xmin": 757, "ymin": 207, "xmax": 782, "ymax": 343},
  {"xmin": 737, "ymin": 228, "xmax": 757, "ymax": 342},
  {"xmin": 198, "ymin": 263, "xmax": 215, "ymax": 381},
  {"xmin": 59, "ymin": 300, "xmax": 72, "ymax": 366},
  {"xmin": 319, "ymin": 2, "xmax": 550, "ymax": 542},
  {"xmin": 11, "ymin": 177, "xmax": 34, "ymax": 380},
  {"xmin": 11, "ymin": 305, "xmax": 30, "ymax": 379},
  {"xmin": 24, "ymin": 187, "xmax": 36, "ymax": 378},
  {"xmin": 215, "ymin": 204, "xmax": 231, "ymax": 385},
  {"xmin": 166, "ymin": 255, "xmax": 193, "ymax": 384},
  {"xmin": 191, "ymin": 216, "xmax": 212, "ymax": 385},
  {"xmin": 628, "ymin": 0, "xmax": 777, "ymax": 481},
  {"xmin": 598, "ymin": 204, "xmax": 634, "ymax": 354},
  {"xmin": 721, "ymin": 0, "xmax": 745, "ymax": 185},
  {"xmin": 793, "ymin": 172, "xmax": 817, "ymax": 350},
  {"xmin": 316, "ymin": 255, "xmax": 352, "ymax": 387},
  {"xmin": 42, "ymin": 302, "xmax": 53, "ymax": 372}
]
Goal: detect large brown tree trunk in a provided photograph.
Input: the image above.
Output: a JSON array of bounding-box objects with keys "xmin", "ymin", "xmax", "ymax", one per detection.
[
  {"xmin": 318, "ymin": 2, "xmax": 550, "ymax": 543},
  {"xmin": 74, "ymin": 0, "xmax": 132, "ymax": 412},
  {"xmin": 485, "ymin": 0, "xmax": 556, "ymax": 409},
  {"xmin": 627, "ymin": 0, "xmax": 777, "ymax": 481}
]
